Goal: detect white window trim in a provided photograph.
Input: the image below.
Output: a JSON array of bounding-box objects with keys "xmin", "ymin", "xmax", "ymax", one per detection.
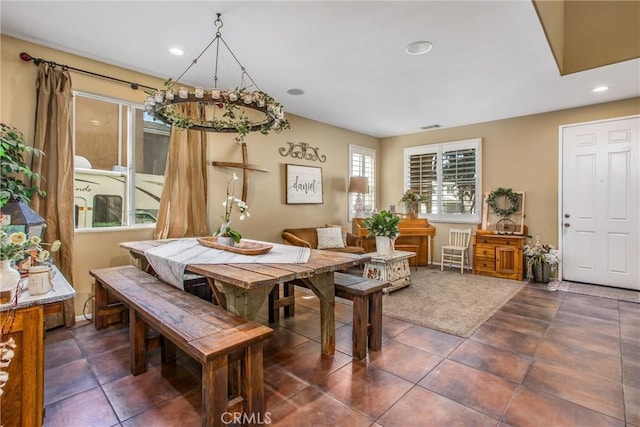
[
  {"xmin": 404, "ymin": 138, "xmax": 482, "ymax": 224},
  {"xmin": 73, "ymin": 91, "xmax": 149, "ymax": 229},
  {"xmin": 348, "ymin": 144, "xmax": 376, "ymax": 222}
]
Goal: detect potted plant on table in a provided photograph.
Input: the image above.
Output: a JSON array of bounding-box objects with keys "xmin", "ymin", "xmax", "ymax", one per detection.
[
  {"xmin": 362, "ymin": 210, "xmax": 401, "ymax": 255},
  {"xmin": 214, "ymin": 173, "xmax": 250, "ymax": 246},
  {"xmin": 524, "ymin": 236, "xmax": 560, "ymax": 283}
]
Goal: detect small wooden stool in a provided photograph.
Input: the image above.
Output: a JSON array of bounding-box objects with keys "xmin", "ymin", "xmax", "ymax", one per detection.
[{"xmin": 394, "ymin": 244, "xmax": 419, "ymax": 271}]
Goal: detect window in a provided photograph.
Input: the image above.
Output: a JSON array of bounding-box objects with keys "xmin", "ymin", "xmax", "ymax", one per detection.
[
  {"xmin": 349, "ymin": 145, "xmax": 376, "ymax": 221},
  {"xmin": 73, "ymin": 92, "xmax": 169, "ymax": 229},
  {"xmin": 404, "ymin": 138, "xmax": 482, "ymax": 223}
]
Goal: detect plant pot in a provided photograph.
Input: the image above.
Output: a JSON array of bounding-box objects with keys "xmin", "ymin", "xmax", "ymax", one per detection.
[
  {"xmin": 375, "ymin": 236, "xmax": 394, "ymax": 256},
  {"xmin": 0, "ymin": 259, "xmax": 21, "ymax": 304},
  {"xmin": 533, "ymin": 262, "xmax": 552, "ymax": 283},
  {"xmin": 216, "ymin": 236, "xmax": 235, "ymax": 247}
]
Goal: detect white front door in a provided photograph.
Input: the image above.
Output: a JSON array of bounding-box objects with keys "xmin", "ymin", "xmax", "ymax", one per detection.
[{"xmin": 561, "ymin": 116, "xmax": 639, "ymax": 290}]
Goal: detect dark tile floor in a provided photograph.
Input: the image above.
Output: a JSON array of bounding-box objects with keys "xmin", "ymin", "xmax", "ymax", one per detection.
[{"xmin": 43, "ymin": 274, "xmax": 639, "ymax": 427}]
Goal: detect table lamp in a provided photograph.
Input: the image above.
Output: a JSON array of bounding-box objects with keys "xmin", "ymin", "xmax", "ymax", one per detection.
[{"xmin": 348, "ymin": 176, "xmax": 369, "ymax": 218}]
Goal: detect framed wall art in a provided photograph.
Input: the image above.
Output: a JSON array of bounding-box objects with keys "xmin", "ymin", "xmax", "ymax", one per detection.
[{"xmin": 286, "ymin": 164, "xmax": 323, "ymax": 204}]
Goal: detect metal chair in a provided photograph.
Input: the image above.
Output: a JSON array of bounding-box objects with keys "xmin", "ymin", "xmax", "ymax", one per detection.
[{"xmin": 441, "ymin": 228, "xmax": 472, "ymax": 274}]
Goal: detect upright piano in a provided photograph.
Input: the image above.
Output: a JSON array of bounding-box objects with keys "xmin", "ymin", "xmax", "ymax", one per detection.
[{"xmin": 353, "ymin": 217, "xmax": 436, "ymax": 266}]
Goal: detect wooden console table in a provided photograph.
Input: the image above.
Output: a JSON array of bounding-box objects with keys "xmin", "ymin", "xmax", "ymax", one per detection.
[
  {"xmin": 353, "ymin": 218, "xmax": 436, "ymax": 266},
  {"xmin": 0, "ymin": 267, "xmax": 76, "ymax": 427}
]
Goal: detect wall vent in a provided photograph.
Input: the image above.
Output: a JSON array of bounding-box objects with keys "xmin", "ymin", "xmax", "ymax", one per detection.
[{"xmin": 420, "ymin": 124, "xmax": 442, "ymax": 130}]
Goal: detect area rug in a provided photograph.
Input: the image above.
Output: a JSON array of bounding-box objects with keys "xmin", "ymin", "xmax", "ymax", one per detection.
[{"xmin": 381, "ymin": 268, "xmax": 526, "ymax": 338}]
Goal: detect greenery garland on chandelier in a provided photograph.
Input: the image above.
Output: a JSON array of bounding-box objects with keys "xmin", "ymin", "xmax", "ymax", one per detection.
[{"xmin": 486, "ymin": 187, "xmax": 519, "ymax": 217}]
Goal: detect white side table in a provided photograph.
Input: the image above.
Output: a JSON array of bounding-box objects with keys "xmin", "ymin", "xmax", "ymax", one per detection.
[{"xmin": 363, "ymin": 250, "xmax": 414, "ymax": 293}]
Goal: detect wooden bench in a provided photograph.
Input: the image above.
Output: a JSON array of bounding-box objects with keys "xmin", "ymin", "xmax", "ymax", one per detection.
[
  {"xmin": 268, "ymin": 273, "xmax": 388, "ymax": 359},
  {"xmin": 90, "ymin": 266, "xmax": 273, "ymax": 427}
]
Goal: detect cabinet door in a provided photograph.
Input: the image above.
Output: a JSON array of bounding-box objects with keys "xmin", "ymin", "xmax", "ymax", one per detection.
[
  {"xmin": 0, "ymin": 306, "xmax": 44, "ymax": 427},
  {"xmin": 495, "ymin": 246, "xmax": 521, "ymax": 276}
]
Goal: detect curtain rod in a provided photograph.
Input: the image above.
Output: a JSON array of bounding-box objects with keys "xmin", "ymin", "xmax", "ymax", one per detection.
[{"xmin": 19, "ymin": 52, "xmax": 158, "ymax": 92}]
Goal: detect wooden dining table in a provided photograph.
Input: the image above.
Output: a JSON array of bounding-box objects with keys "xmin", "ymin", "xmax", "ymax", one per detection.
[{"xmin": 120, "ymin": 239, "xmax": 370, "ymax": 356}]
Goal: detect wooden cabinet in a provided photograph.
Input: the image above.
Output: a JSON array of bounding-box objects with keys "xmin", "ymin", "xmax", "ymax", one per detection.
[
  {"xmin": 472, "ymin": 233, "xmax": 525, "ymax": 280},
  {"xmin": 0, "ymin": 306, "xmax": 44, "ymax": 427}
]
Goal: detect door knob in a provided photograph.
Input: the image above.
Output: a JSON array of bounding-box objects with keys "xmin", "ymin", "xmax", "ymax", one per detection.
[
  {"xmin": 564, "ymin": 223, "xmax": 570, "ymax": 227},
  {"xmin": 564, "ymin": 213, "xmax": 570, "ymax": 218}
]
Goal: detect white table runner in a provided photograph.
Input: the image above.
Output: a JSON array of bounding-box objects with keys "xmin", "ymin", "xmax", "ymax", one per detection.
[{"xmin": 145, "ymin": 238, "xmax": 311, "ymax": 289}]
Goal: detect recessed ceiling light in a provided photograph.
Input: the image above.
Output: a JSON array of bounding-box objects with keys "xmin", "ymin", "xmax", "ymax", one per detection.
[
  {"xmin": 405, "ymin": 41, "xmax": 433, "ymax": 56},
  {"xmin": 287, "ymin": 88, "xmax": 305, "ymax": 96},
  {"xmin": 90, "ymin": 120, "xmax": 101, "ymax": 126},
  {"xmin": 169, "ymin": 47, "xmax": 184, "ymax": 56},
  {"xmin": 593, "ymin": 85, "xmax": 609, "ymax": 93}
]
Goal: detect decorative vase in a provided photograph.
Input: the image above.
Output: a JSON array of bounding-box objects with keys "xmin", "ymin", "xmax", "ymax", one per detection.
[
  {"xmin": 533, "ymin": 262, "xmax": 552, "ymax": 283},
  {"xmin": 0, "ymin": 259, "xmax": 21, "ymax": 304},
  {"xmin": 28, "ymin": 265, "xmax": 53, "ymax": 296},
  {"xmin": 375, "ymin": 236, "xmax": 394, "ymax": 256},
  {"xmin": 216, "ymin": 236, "xmax": 235, "ymax": 247},
  {"xmin": 408, "ymin": 202, "xmax": 418, "ymax": 219}
]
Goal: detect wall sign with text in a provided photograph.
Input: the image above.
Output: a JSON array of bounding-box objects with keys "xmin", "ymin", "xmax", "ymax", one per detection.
[{"xmin": 286, "ymin": 164, "xmax": 323, "ymax": 204}]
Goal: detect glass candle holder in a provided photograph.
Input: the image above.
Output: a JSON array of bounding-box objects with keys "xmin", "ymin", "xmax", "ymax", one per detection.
[
  {"xmin": 228, "ymin": 91, "xmax": 238, "ymax": 102},
  {"xmin": 195, "ymin": 88, "xmax": 204, "ymax": 98},
  {"xmin": 178, "ymin": 87, "xmax": 189, "ymax": 99},
  {"xmin": 153, "ymin": 92, "xmax": 164, "ymax": 103},
  {"xmin": 165, "ymin": 90, "xmax": 175, "ymax": 100},
  {"xmin": 211, "ymin": 89, "xmax": 221, "ymax": 99},
  {"xmin": 243, "ymin": 94, "xmax": 253, "ymax": 104}
]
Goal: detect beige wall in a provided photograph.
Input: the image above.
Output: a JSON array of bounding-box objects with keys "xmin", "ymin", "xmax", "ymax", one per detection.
[
  {"xmin": 379, "ymin": 98, "xmax": 640, "ymax": 257},
  {"xmin": 1, "ymin": 35, "xmax": 377, "ymax": 317}
]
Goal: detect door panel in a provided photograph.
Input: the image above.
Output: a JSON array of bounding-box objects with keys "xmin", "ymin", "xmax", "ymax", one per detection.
[{"xmin": 562, "ymin": 116, "xmax": 639, "ymax": 290}]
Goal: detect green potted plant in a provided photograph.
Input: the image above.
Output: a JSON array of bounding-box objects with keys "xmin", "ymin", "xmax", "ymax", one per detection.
[
  {"xmin": 0, "ymin": 123, "xmax": 45, "ymax": 207},
  {"xmin": 362, "ymin": 210, "xmax": 401, "ymax": 255},
  {"xmin": 523, "ymin": 236, "xmax": 560, "ymax": 283}
]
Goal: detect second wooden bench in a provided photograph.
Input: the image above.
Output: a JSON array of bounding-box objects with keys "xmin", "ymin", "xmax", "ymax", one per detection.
[
  {"xmin": 91, "ymin": 265, "xmax": 273, "ymax": 427},
  {"xmin": 269, "ymin": 272, "xmax": 388, "ymax": 359}
]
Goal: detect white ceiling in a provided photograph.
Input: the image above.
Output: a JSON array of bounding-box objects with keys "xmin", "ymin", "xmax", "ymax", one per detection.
[{"xmin": 2, "ymin": 1, "xmax": 639, "ymax": 138}]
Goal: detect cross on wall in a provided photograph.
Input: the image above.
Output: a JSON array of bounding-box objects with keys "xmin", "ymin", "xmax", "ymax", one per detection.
[{"xmin": 211, "ymin": 142, "xmax": 270, "ymax": 202}]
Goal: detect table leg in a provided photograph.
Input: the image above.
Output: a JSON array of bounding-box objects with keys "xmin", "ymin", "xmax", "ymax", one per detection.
[
  {"xmin": 300, "ymin": 272, "xmax": 335, "ymax": 356},
  {"xmin": 429, "ymin": 236, "xmax": 434, "ymax": 268},
  {"xmin": 210, "ymin": 280, "xmax": 274, "ymax": 321}
]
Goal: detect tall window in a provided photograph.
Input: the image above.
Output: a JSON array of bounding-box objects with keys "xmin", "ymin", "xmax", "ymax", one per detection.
[
  {"xmin": 73, "ymin": 92, "xmax": 169, "ymax": 229},
  {"xmin": 349, "ymin": 145, "xmax": 376, "ymax": 221},
  {"xmin": 404, "ymin": 138, "xmax": 482, "ymax": 223}
]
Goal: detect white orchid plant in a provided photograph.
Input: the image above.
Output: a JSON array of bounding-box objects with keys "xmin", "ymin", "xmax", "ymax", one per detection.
[{"xmin": 215, "ymin": 173, "xmax": 250, "ymax": 243}]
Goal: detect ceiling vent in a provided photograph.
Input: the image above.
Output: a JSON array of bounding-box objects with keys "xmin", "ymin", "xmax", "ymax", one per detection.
[{"xmin": 420, "ymin": 124, "xmax": 442, "ymax": 130}]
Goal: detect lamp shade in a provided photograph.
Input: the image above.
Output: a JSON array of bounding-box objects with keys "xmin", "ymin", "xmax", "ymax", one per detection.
[
  {"xmin": 0, "ymin": 199, "xmax": 46, "ymax": 239},
  {"xmin": 348, "ymin": 176, "xmax": 369, "ymax": 194}
]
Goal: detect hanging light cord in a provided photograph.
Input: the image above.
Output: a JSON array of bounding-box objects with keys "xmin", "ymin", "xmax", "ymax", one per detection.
[{"xmin": 170, "ymin": 13, "xmax": 261, "ymax": 92}]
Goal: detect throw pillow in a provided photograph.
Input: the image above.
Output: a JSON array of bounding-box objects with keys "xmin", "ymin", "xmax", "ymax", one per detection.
[
  {"xmin": 325, "ymin": 223, "xmax": 348, "ymax": 246},
  {"xmin": 316, "ymin": 227, "xmax": 345, "ymax": 249}
]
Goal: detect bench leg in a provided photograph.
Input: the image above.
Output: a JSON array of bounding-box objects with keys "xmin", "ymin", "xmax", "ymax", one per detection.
[
  {"xmin": 93, "ymin": 279, "xmax": 108, "ymax": 330},
  {"xmin": 242, "ymin": 342, "xmax": 265, "ymax": 425},
  {"xmin": 161, "ymin": 337, "xmax": 177, "ymax": 365},
  {"xmin": 352, "ymin": 296, "xmax": 368, "ymax": 360},
  {"xmin": 368, "ymin": 292, "xmax": 383, "ymax": 351},
  {"xmin": 130, "ymin": 309, "xmax": 148, "ymax": 375},
  {"xmin": 202, "ymin": 356, "xmax": 228, "ymax": 427}
]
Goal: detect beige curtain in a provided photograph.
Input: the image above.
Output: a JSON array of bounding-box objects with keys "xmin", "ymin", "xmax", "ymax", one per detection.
[
  {"xmin": 154, "ymin": 103, "xmax": 209, "ymax": 239},
  {"xmin": 30, "ymin": 63, "xmax": 75, "ymax": 326}
]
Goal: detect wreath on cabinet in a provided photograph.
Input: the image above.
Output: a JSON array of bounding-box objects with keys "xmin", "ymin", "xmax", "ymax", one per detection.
[{"xmin": 486, "ymin": 187, "xmax": 519, "ymax": 217}]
